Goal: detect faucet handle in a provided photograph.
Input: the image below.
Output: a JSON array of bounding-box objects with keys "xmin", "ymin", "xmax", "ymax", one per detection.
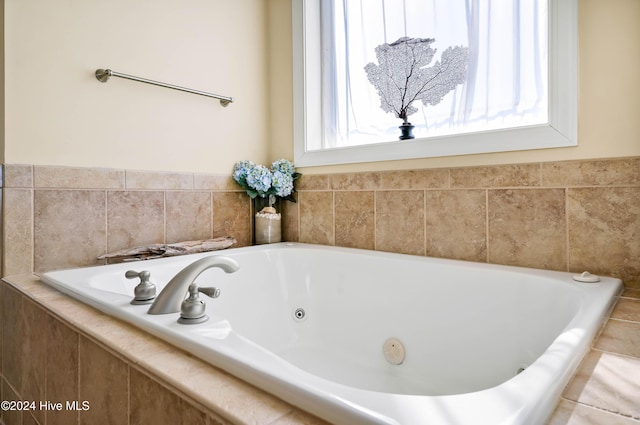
[
  {"xmin": 178, "ymin": 284, "xmax": 219, "ymax": 324},
  {"xmin": 198, "ymin": 286, "xmax": 220, "ymax": 298},
  {"xmin": 125, "ymin": 270, "xmax": 157, "ymax": 305},
  {"xmin": 126, "ymin": 270, "xmax": 150, "ymax": 281}
]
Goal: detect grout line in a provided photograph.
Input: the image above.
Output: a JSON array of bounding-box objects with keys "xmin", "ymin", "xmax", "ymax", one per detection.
[
  {"xmin": 538, "ymin": 162, "xmax": 544, "ymax": 187},
  {"xmin": 126, "ymin": 360, "xmax": 131, "ymax": 425},
  {"xmin": 556, "ymin": 398, "xmax": 640, "ymax": 423},
  {"xmin": 606, "ymin": 316, "xmax": 640, "ymax": 325},
  {"xmin": 565, "ymin": 187, "xmax": 570, "ymax": 272},
  {"xmin": 76, "ymin": 331, "xmax": 82, "ymax": 425},
  {"xmin": 485, "ymin": 189, "xmax": 490, "ymax": 263},
  {"xmin": 331, "ymin": 191, "xmax": 336, "ymax": 246},
  {"xmin": 620, "ymin": 291, "xmax": 640, "ymax": 301},
  {"xmin": 210, "ymin": 191, "xmax": 215, "ymax": 240},
  {"xmin": 104, "ymin": 190, "xmax": 109, "ymax": 258},
  {"xmin": 423, "ymin": 189, "xmax": 427, "ymax": 256},
  {"xmin": 591, "ymin": 346, "xmax": 640, "ymax": 361},
  {"xmin": 373, "ymin": 191, "xmax": 377, "ymax": 251},
  {"xmin": 163, "ymin": 191, "xmax": 167, "ymax": 244}
]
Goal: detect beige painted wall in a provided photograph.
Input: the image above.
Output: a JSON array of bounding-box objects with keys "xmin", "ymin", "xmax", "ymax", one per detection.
[
  {"xmin": 0, "ymin": 0, "xmax": 4, "ymax": 163},
  {"xmin": 268, "ymin": 0, "xmax": 640, "ymax": 174},
  {"xmin": 3, "ymin": 0, "xmax": 638, "ymax": 175},
  {"xmin": 3, "ymin": 0, "xmax": 270, "ymax": 174}
]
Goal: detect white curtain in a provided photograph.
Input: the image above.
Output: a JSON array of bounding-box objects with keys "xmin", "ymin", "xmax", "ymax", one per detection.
[{"xmin": 321, "ymin": 0, "xmax": 548, "ymax": 147}]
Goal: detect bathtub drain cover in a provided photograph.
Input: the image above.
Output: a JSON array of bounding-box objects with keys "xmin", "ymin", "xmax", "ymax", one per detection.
[{"xmin": 383, "ymin": 338, "xmax": 405, "ymax": 365}]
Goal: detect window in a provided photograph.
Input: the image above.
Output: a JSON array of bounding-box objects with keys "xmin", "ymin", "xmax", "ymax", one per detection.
[{"xmin": 293, "ymin": 0, "xmax": 577, "ymax": 167}]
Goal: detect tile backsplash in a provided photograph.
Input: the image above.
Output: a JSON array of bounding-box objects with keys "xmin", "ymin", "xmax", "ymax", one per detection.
[
  {"xmin": 2, "ymin": 165, "xmax": 252, "ymax": 275},
  {"xmin": 284, "ymin": 156, "xmax": 640, "ymax": 288},
  {"xmin": 2, "ymin": 157, "xmax": 639, "ymax": 288}
]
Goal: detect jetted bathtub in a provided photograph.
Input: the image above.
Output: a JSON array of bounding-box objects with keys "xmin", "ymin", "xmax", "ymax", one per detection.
[{"xmin": 40, "ymin": 243, "xmax": 622, "ymax": 425}]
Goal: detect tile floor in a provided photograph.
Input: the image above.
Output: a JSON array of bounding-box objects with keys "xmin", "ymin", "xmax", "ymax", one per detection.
[{"xmin": 548, "ymin": 288, "xmax": 640, "ymax": 424}]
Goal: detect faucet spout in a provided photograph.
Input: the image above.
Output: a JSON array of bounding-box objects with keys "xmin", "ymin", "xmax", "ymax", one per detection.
[{"xmin": 147, "ymin": 255, "xmax": 239, "ymax": 315}]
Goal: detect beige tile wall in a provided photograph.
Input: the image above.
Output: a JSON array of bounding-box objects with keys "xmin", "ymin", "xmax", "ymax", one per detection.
[
  {"xmin": 284, "ymin": 156, "xmax": 640, "ymax": 289},
  {"xmin": 2, "ymin": 165, "xmax": 253, "ymax": 276},
  {"xmin": 2, "ymin": 158, "xmax": 638, "ymax": 286}
]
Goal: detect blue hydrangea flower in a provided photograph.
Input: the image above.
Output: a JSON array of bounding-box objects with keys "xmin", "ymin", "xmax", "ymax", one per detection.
[
  {"xmin": 272, "ymin": 170, "xmax": 294, "ymax": 197},
  {"xmin": 271, "ymin": 159, "xmax": 295, "ymax": 176},
  {"xmin": 245, "ymin": 164, "xmax": 272, "ymax": 195},
  {"xmin": 232, "ymin": 160, "xmax": 254, "ymax": 185},
  {"xmin": 233, "ymin": 158, "xmax": 299, "ymax": 201}
]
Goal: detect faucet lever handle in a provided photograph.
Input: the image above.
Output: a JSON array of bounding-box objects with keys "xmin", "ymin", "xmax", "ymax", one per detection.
[
  {"xmin": 126, "ymin": 270, "xmax": 150, "ymax": 282},
  {"xmin": 177, "ymin": 284, "xmax": 219, "ymax": 325},
  {"xmin": 198, "ymin": 286, "xmax": 220, "ymax": 298},
  {"xmin": 125, "ymin": 270, "xmax": 156, "ymax": 305}
]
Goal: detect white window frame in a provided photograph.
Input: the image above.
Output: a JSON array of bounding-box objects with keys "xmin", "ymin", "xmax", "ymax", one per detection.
[{"xmin": 292, "ymin": 0, "xmax": 578, "ymax": 167}]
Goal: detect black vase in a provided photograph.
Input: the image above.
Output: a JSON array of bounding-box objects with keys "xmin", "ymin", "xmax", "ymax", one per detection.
[{"xmin": 399, "ymin": 122, "xmax": 415, "ymax": 140}]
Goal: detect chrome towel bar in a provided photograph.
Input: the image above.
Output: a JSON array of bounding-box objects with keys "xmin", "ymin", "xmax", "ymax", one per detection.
[{"xmin": 95, "ymin": 68, "xmax": 233, "ymax": 107}]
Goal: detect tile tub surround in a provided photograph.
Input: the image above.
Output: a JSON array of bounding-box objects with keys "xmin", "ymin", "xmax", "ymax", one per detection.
[
  {"xmin": 1, "ymin": 165, "xmax": 254, "ymax": 276},
  {"xmin": 0, "ymin": 275, "xmax": 639, "ymax": 425},
  {"xmin": 287, "ymin": 156, "xmax": 640, "ymax": 289},
  {"xmin": 2, "ymin": 157, "xmax": 639, "ymax": 287}
]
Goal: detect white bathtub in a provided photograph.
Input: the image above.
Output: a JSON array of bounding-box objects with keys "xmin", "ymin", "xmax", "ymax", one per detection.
[{"xmin": 40, "ymin": 243, "xmax": 622, "ymax": 425}]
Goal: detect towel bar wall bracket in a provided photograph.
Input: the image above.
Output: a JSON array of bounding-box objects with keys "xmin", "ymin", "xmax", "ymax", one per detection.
[{"xmin": 95, "ymin": 68, "xmax": 233, "ymax": 107}]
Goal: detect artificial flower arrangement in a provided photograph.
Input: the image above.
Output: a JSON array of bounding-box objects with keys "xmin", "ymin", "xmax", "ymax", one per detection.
[
  {"xmin": 232, "ymin": 159, "xmax": 301, "ymax": 207},
  {"xmin": 233, "ymin": 159, "xmax": 300, "ymax": 244}
]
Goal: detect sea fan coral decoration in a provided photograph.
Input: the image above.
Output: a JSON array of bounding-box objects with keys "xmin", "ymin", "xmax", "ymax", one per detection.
[{"xmin": 364, "ymin": 37, "xmax": 468, "ymax": 139}]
